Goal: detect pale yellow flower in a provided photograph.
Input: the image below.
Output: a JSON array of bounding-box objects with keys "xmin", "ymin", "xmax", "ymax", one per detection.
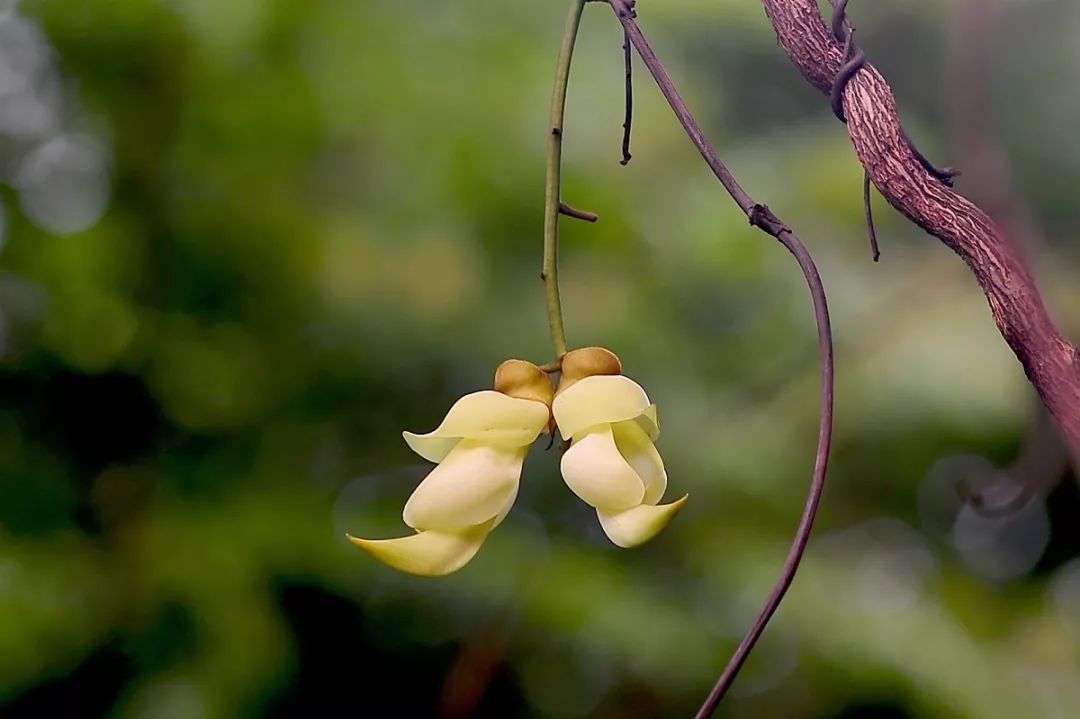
[
  {"xmin": 347, "ymin": 360, "xmax": 553, "ymax": 576},
  {"xmin": 553, "ymin": 348, "xmax": 687, "ymax": 548}
]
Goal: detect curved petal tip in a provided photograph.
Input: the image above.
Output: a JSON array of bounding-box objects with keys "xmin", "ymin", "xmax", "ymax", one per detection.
[
  {"xmin": 596, "ymin": 494, "xmax": 688, "ymax": 549},
  {"xmin": 404, "ymin": 391, "xmax": 550, "ymax": 462},
  {"xmin": 402, "ymin": 431, "xmax": 459, "ymax": 465},
  {"xmin": 347, "ymin": 519, "xmax": 494, "ymax": 577}
]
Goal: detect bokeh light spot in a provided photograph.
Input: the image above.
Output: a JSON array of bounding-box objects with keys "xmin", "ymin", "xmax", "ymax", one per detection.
[{"xmin": 16, "ymin": 133, "xmax": 111, "ymax": 235}]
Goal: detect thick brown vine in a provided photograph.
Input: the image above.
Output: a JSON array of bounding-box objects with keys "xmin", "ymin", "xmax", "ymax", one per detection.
[{"xmin": 761, "ymin": 0, "xmax": 1080, "ymax": 446}]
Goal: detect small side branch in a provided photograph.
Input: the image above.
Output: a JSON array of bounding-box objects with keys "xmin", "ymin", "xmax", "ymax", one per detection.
[
  {"xmin": 602, "ymin": 1, "xmax": 835, "ymax": 714},
  {"xmin": 864, "ymin": 172, "xmax": 880, "ymax": 262},
  {"xmin": 558, "ymin": 201, "xmax": 599, "ymax": 223},
  {"xmin": 827, "ymin": 0, "xmax": 957, "ymax": 185}
]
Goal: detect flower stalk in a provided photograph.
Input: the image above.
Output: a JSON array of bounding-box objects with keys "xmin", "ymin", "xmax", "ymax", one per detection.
[{"xmin": 541, "ymin": 0, "xmax": 588, "ymax": 359}]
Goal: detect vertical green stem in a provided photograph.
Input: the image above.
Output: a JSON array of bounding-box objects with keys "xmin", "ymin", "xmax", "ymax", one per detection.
[{"xmin": 542, "ymin": 0, "xmax": 587, "ymax": 359}]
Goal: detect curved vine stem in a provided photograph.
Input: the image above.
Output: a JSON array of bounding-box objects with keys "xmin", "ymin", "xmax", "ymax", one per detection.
[
  {"xmin": 541, "ymin": 0, "xmax": 587, "ymax": 359},
  {"xmin": 539, "ymin": 0, "xmax": 835, "ymax": 711},
  {"xmin": 597, "ymin": 2, "xmax": 835, "ymax": 714}
]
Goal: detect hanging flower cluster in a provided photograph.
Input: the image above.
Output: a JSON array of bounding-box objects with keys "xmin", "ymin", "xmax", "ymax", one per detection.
[{"xmin": 348, "ymin": 347, "xmax": 687, "ymax": 576}]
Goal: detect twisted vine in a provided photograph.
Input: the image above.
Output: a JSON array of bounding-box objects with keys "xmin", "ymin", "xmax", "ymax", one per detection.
[{"xmin": 762, "ymin": 0, "xmax": 1080, "ymax": 447}]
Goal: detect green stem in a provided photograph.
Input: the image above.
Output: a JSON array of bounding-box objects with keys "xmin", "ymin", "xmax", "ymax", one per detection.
[{"xmin": 542, "ymin": 0, "xmax": 587, "ymax": 359}]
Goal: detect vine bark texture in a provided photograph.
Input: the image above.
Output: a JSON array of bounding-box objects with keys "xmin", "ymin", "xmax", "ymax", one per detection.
[{"xmin": 761, "ymin": 0, "xmax": 1080, "ymax": 446}]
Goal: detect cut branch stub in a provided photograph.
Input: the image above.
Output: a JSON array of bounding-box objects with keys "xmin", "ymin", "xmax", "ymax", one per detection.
[{"xmin": 761, "ymin": 0, "xmax": 1080, "ymax": 447}]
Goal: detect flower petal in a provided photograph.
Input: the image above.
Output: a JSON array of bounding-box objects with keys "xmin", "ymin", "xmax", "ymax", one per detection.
[
  {"xmin": 346, "ymin": 520, "xmax": 495, "ymax": 577},
  {"xmin": 402, "ymin": 441, "xmax": 524, "ymax": 531},
  {"xmin": 560, "ymin": 425, "xmax": 645, "ymax": 512},
  {"xmin": 404, "ymin": 390, "xmax": 550, "ymax": 462},
  {"xmin": 596, "ymin": 495, "xmax": 689, "ymax": 548},
  {"xmin": 491, "ymin": 478, "xmax": 519, "ymax": 529},
  {"xmin": 553, "ymin": 375, "xmax": 654, "ymax": 441},
  {"xmin": 636, "ymin": 403, "xmax": 660, "ymax": 440},
  {"xmin": 611, "ymin": 419, "xmax": 667, "ymax": 505}
]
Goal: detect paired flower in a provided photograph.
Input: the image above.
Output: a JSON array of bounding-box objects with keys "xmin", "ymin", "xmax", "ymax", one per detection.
[
  {"xmin": 554, "ymin": 348, "xmax": 688, "ymax": 548},
  {"xmin": 347, "ymin": 360, "xmax": 552, "ymax": 576},
  {"xmin": 348, "ymin": 348, "xmax": 687, "ymax": 575}
]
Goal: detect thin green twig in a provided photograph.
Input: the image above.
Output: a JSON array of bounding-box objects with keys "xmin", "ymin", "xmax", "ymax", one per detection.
[{"xmin": 541, "ymin": 0, "xmax": 587, "ymax": 358}]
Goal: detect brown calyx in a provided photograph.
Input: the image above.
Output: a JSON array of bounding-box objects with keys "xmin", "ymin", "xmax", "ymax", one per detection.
[
  {"xmin": 556, "ymin": 346, "xmax": 623, "ymax": 395},
  {"xmin": 494, "ymin": 359, "xmax": 555, "ymax": 407}
]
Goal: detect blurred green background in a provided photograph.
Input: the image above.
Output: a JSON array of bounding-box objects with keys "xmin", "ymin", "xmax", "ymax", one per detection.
[{"xmin": 1, "ymin": 0, "xmax": 1079, "ymax": 716}]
